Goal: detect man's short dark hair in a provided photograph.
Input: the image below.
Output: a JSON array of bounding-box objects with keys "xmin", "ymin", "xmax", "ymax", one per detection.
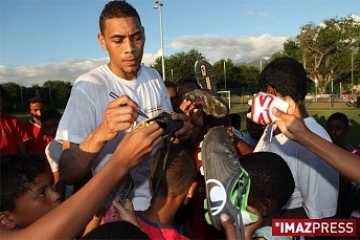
[
  {"xmin": 240, "ymin": 152, "xmax": 295, "ymax": 210},
  {"xmin": 328, "ymin": 112, "xmax": 349, "ymax": 127},
  {"xmin": 176, "ymin": 77, "xmax": 201, "ymax": 100},
  {"xmin": 40, "ymin": 109, "xmax": 62, "ymax": 123},
  {"xmin": 259, "ymin": 57, "xmax": 308, "ymax": 102},
  {"xmin": 151, "ymin": 144, "xmax": 197, "ymax": 197},
  {"xmin": 99, "ymin": 0, "xmax": 141, "ymax": 34},
  {"xmin": 81, "ymin": 221, "xmax": 149, "ymax": 240},
  {"xmin": 0, "ymin": 154, "xmax": 48, "ymax": 212}
]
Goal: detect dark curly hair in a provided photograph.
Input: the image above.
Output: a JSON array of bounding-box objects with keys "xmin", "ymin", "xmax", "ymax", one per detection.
[
  {"xmin": 0, "ymin": 154, "xmax": 48, "ymax": 212},
  {"xmin": 99, "ymin": 0, "xmax": 141, "ymax": 34},
  {"xmin": 259, "ymin": 57, "xmax": 308, "ymax": 103},
  {"xmin": 151, "ymin": 144, "xmax": 197, "ymax": 197},
  {"xmin": 240, "ymin": 152, "xmax": 295, "ymax": 210}
]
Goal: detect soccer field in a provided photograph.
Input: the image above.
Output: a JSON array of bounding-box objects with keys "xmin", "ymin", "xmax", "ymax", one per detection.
[{"xmin": 231, "ymin": 108, "xmax": 360, "ymax": 146}]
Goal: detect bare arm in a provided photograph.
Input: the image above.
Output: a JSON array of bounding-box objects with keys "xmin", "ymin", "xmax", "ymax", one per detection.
[
  {"xmin": 59, "ymin": 96, "xmax": 139, "ymax": 184},
  {"xmin": 0, "ymin": 123, "xmax": 163, "ymax": 240},
  {"xmin": 59, "ymin": 127, "xmax": 107, "ymax": 184},
  {"xmin": 272, "ymin": 107, "xmax": 360, "ymax": 185}
]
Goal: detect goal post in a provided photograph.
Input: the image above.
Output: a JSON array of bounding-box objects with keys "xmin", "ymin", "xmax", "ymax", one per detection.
[{"xmin": 217, "ymin": 90, "xmax": 231, "ymax": 110}]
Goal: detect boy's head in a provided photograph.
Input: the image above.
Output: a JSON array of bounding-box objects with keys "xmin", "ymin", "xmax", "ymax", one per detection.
[
  {"xmin": 176, "ymin": 77, "xmax": 201, "ymax": 100},
  {"xmin": 40, "ymin": 109, "xmax": 62, "ymax": 138},
  {"xmin": 259, "ymin": 57, "xmax": 308, "ymax": 104},
  {"xmin": 28, "ymin": 97, "xmax": 47, "ymax": 123},
  {"xmin": 164, "ymin": 80, "xmax": 179, "ymax": 111},
  {"xmin": 326, "ymin": 112, "xmax": 350, "ymax": 146},
  {"xmin": 246, "ymin": 107, "xmax": 266, "ymax": 140},
  {"xmin": 81, "ymin": 221, "xmax": 150, "ymax": 239},
  {"xmin": 240, "ymin": 152, "xmax": 295, "ymax": 217},
  {"xmin": 151, "ymin": 144, "xmax": 197, "ymax": 205},
  {"xmin": 0, "ymin": 154, "xmax": 61, "ymax": 229}
]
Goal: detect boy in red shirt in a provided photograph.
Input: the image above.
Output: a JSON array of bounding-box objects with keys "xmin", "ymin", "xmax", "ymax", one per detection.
[
  {"xmin": 136, "ymin": 144, "xmax": 197, "ymax": 240},
  {"xmin": 0, "ymin": 85, "xmax": 32, "ymax": 155},
  {"xmin": 24, "ymin": 96, "xmax": 52, "ymax": 154}
]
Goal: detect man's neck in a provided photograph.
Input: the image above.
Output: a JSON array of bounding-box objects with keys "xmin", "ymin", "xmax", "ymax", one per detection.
[{"xmin": 141, "ymin": 196, "xmax": 182, "ymax": 225}]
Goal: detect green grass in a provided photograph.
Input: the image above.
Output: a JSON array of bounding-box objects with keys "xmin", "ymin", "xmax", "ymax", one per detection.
[
  {"xmin": 15, "ymin": 108, "xmax": 360, "ymax": 146},
  {"xmin": 231, "ymin": 107, "xmax": 360, "ymax": 146}
]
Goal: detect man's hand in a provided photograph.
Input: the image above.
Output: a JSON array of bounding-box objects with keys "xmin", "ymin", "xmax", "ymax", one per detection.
[
  {"xmin": 98, "ymin": 95, "xmax": 139, "ymax": 142},
  {"xmin": 179, "ymin": 99, "xmax": 203, "ymax": 129},
  {"xmin": 113, "ymin": 122, "xmax": 164, "ymax": 170},
  {"xmin": 221, "ymin": 206, "xmax": 263, "ymax": 240},
  {"xmin": 113, "ymin": 199, "xmax": 140, "ymax": 228},
  {"xmin": 171, "ymin": 112, "xmax": 194, "ymax": 140}
]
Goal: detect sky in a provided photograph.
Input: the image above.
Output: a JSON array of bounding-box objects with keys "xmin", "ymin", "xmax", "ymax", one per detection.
[{"xmin": 0, "ymin": 0, "xmax": 359, "ymax": 85}]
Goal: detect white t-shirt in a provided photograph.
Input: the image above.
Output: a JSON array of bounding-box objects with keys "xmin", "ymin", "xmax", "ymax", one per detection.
[
  {"xmin": 232, "ymin": 127, "xmax": 259, "ymax": 147},
  {"xmin": 254, "ymin": 117, "xmax": 339, "ymax": 219},
  {"xmin": 56, "ymin": 65, "xmax": 172, "ymax": 210}
]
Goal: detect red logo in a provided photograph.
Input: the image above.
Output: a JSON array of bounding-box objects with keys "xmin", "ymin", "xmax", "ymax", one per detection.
[
  {"xmin": 251, "ymin": 94, "xmax": 274, "ymax": 125},
  {"xmin": 272, "ymin": 219, "xmax": 358, "ymax": 237}
]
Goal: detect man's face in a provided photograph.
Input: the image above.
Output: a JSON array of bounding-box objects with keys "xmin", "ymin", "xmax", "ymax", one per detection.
[
  {"xmin": 326, "ymin": 119, "xmax": 348, "ymax": 146},
  {"xmin": 99, "ymin": 17, "xmax": 145, "ymax": 80},
  {"xmin": 42, "ymin": 118, "xmax": 60, "ymax": 138},
  {"xmin": 29, "ymin": 102, "xmax": 46, "ymax": 121},
  {"xmin": 11, "ymin": 171, "xmax": 61, "ymax": 228}
]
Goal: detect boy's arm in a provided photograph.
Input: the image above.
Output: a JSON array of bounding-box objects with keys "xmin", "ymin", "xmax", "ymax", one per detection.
[
  {"xmin": 272, "ymin": 107, "xmax": 360, "ymax": 185},
  {"xmin": 0, "ymin": 123, "xmax": 163, "ymax": 240}
]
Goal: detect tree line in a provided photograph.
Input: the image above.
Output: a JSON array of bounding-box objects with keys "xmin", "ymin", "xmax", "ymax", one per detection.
[
  {"xmin": 2, "ymin": 15, "xmax": 358, "ymax": 113},
  {"xmin": 1, "ymin": 81, "xmax": 72, "ymax": 112}
]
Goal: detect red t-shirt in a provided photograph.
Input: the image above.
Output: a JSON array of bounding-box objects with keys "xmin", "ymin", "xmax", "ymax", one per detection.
[
  {"xmin": 0, "ymin": 114, "xmax": 32, "ymax": 156},
  {"xmin": 24, "ymin": 120, "xmax": 52, "ymax": 155},
  {"xmin": 137, "ymin": 213, "xmax": 189, "ymax": 240}
]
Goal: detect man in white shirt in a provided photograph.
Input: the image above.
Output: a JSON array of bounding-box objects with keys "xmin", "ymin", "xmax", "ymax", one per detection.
[
  {"xmin": 55, "ymin": 1, "xmax": 193, "ymax": 211},
  {"xmin": 253, "ymin": 57, "xmax": 339, "ymax": 219}
]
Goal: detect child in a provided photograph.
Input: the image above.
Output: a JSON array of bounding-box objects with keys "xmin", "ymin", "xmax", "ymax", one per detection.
[
  {"xmin": 0, "ymin": 153, "xmax": 61, "ymax": 229},
  {"xmin": 240, "ymin": 152, "xmax": 295, "ymax": 239},
  {"xmin": 136, "ymin": 144, "xmax": 197, "ymax": 240},
  {"xmin": 327, "ymin": 112, "xmax": 360, "ymax": 217},
  {"xmin": 24, "ymin": 96, "xmax": 51, "ymax": 154},
  {"xmin": 0, "ymin": 85, "xmax": 32, "ymax": 155},
  {"xmin": 326, "ymin": 112, "xmax": 360, "ymax": 155}
]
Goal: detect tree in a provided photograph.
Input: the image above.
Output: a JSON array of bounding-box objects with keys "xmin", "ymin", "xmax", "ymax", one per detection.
[
  {"xmin": 43, "ymin": 80, "xmax": 72, "ymax": 109},
  {"xmin": 272, "ymin": 15, "xmax": 360, "ymax": 93},
  {"xmin": 151, "ymin": 49, "xmax": 205, "ymax": 81}
]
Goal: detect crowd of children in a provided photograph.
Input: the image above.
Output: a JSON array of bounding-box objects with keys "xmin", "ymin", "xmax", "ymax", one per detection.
[{"xmin": 1, "ymin": 1, "xmax": 360, "ymax": 239}]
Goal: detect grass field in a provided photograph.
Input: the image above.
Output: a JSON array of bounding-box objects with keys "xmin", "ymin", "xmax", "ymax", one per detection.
[
  {"xmin": 15, "ymin": 107, "xmax": 360, "ymax": 146},
  {"xmin": 230, "ymin": 107, "xmax": 360, "ymax": 146}
]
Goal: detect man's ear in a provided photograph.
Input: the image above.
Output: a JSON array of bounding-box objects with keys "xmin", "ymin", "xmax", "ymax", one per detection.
[
  {"xmin": 183, "ymin": 181, "xmax": 198, "ymax": 205},
  {"xmin": 0, "ymin": 212, "xmax": 16, "ymax": 230},
  {"xmin": 259, "ymin": 198, "xmax": 276, "ymax": 217},
  {"xmin": 266, "ymin": 85, "xmax": 276, "ymax": 95},
  {"xmin": 98, "ymin": 33, "xmax": 107, "ymax": 50}
]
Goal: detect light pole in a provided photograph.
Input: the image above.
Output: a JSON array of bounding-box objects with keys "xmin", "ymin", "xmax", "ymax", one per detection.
[
  {"xmin": 154, "ymin": 1, "xmax": 166, "ymax": 81},
  {"xmin": 351, "ymin": 49, "xmax": 354, "ymax": 99},
  {"xmin": 260, "ymin": 56, "xmax": 263, "ymax": 72},
  {"xmin": 315, "ymin": 78, "xmax": 318, "ymax": 103},
  {"xmin": 223, "ymin": 59, "xmax": 227, "ymax": 90}
]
